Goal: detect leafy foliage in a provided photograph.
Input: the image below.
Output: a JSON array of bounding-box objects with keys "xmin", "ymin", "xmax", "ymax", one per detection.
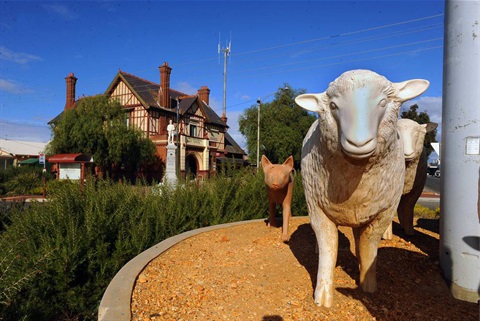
[
  {"xmin": 239, "ymin": 85, "xmax": 316, "ymax": 168},
  {"xmin": 0, "ymin": 169, "xmax": 307, "ymax": 320},
  {"xmin": 401, "ymin": 104, "xmax": 437, "ymax": 156},
  {"xmin": 0, "ymin": 166, "xmax": 47, "ymax": 197},
  {"xmin": 47, "ymin": 96, "xmax": 157, "ymax": 177}
]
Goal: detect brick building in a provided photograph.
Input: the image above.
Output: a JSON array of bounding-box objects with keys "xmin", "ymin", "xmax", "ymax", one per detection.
[{"xmin": 51, "ymin": 62, "xmax": 246, "ymax": 181}]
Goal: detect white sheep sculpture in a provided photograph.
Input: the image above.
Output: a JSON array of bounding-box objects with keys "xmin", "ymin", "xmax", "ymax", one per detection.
[
  {"xmin": 397, "ymin": 118, "xmax": 438, "ymax": 235},
  {"xmin": 295, "ymin": 69, "xmax": 429, "ymax": 307}
]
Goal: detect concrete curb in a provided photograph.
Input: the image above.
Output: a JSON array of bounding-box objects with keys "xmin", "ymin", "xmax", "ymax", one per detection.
[{"xmin": 98, "ymin": 218, "xmax": 266, "ymax": 321}]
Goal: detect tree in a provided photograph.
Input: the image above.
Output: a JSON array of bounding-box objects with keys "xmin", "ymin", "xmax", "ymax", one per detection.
[
  {"xmin": 48, "ymin": 95, "xmax": 157, "ymax": 178},
  {"xmin": 401, "ymin": 104, "xmax": 437, "ymax": 156},
  {"xmin": 239, "ymin": 85, "xmax": 317, "ymax": 168}
]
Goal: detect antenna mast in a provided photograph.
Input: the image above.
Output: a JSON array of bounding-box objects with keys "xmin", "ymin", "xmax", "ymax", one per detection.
[{"xmin": 218, "ymin": 34, "xmax": 231, "ymax": 124}]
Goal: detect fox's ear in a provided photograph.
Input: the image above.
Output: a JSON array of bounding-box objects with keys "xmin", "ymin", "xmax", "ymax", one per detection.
[
  {"xmin": 261, "ymin": 155, "xmax": 271, "ymax": 169},
  {"xmin": 283, "ymin": 156, "xmax": 294, "ymax": 169}
]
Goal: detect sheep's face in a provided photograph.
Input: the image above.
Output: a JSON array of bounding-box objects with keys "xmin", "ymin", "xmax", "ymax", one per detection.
[
  {"xmin": 327, "ymin": 85, "xmax": 389, "ymax": 159},
  {"xmin": 261, "ymin": 155, "xmax": 294, "ymax": 190},
  {"xmin": 398, "ymin": 118, "xmax": 438, "ymax": 161},
  {"xmin": 295, "ymin": 69, "xmax": 430, "ymax": 159}
]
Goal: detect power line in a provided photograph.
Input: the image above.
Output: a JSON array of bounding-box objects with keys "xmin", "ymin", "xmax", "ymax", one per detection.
[
  {"xmin": 158, "ymin": 15, "xmax": 444, "ymax": 70},
  {"xmin": 232, "ymin": 14, "xmax": 444, "ymax": 57},
  {"xmin": 211, "ymin": 45, "xmax": 443, "ymax": 113},
  {"xmin": 234, "ymin": 37, "xmax": 444, "ymax": 74},
  {"xmin": 0, "ymin": 120, "xmax": 50, "ymax": 128},
  {"xmin": 2, "ymin": 14, "xmax": 445, "ymax": 114},
  {"xmin": 229, "ymin": 23, "xmax": 443, "ymax": 65},
  {"xmin": 244, "ymin": 45, "xmax": 444, "ymax": 77}
]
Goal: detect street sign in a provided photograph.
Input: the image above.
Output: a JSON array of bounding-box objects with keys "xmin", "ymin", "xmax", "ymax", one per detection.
[{"xmin": 39, "ymin": 154, "xmax": 45, "ymax": 165}]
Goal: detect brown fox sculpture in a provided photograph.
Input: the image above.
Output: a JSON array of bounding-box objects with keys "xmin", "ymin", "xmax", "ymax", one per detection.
[{"xmin": 261, "ymin": 155, "xmax": 295, "ymax": 243}]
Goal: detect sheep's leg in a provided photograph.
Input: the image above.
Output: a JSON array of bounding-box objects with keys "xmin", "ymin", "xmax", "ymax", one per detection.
[
  {"xmin": 281, "ymin": 202, "xmax": 291, "ymax": 243},
  {"xmin": 268, "ymin": 200, "xmax": 278, "ymax": 227},
  {"xmin": 354, "ymin": 211, "xmax": 393, "ymax": 293},
  {"xmin": 401, "ymin": 197, "xmax": 416, "ymax": 236},
  {"xmin": 310, "ymin": 211, "xmax": 338, "ymax": 307},
  {"xmin": 382, "ymin": 223, "xmax": 393, "ymax": 240},
  {"xmin": 397, "ymin": 196, "xmax": 406, "ymax": 228}
]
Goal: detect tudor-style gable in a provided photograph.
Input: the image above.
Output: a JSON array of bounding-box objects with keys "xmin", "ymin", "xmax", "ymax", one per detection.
[{"xmin": 51, "ymin": 61, "xmax": 247, "ymax": 181}]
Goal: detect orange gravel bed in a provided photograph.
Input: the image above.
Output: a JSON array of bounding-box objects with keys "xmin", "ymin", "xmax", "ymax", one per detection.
[{"xmin": 131, "ymin": 217, "xmax": 477, "ymax": 321}]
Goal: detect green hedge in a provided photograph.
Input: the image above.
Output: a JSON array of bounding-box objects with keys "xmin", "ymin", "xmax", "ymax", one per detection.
[{"xmin": 0, "ymin": 169, "xmax": 307, "ymax": 320}]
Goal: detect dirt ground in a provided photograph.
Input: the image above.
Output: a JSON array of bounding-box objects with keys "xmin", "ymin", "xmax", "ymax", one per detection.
[{"xmin": 131, "ymin": 217, "xmax": 478, "ymax": 321}]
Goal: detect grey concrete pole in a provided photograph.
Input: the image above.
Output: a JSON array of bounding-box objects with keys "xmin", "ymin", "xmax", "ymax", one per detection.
[{"xmin": 440, "ymin": 0, "xmax": 480, "ymax": 303}]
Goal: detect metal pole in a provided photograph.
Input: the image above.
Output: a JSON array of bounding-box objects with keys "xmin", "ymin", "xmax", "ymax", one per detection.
[
  {"xmin": 256, "ymin": 98, "xmax": 261, "ymax": 170},
  {"xmin": 223, "ymin": 48, "xmax": 228, "ymax": 119},
  {"xmin": 440, "ymin": 0, "xmax": 480, "ymax": 303}
]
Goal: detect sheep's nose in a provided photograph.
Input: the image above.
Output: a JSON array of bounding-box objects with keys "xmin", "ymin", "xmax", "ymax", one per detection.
[{"xmin": 346, "ymin": 137, "xmax": 374, "ymax": 148}]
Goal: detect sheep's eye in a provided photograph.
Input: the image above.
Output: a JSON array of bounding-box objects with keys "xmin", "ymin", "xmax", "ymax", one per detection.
[
  {"xmin": 330, "ymin": 102, "xmax": 338, "ymax": 110},
  {"xmin": 379, "ymin": 99, "xmax": 387, "ymax": 107}
]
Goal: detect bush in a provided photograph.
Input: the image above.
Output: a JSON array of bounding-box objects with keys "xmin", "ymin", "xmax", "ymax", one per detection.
[
  {"xmin": 0, "ymin": 166, "xmax": 48, "ymax": 197},
  {"xmin": 414, "ymin": 204, "xmax": 440, "ymax": 219},
  {"xmin": 0, "ymin": 169, "xmax": 284, "ymax": 320}
]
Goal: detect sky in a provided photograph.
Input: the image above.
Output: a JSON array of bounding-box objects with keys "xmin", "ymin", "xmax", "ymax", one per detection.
[{"xmin": 0, "ymin": 0, "xmax": 445, "ymax": 158}]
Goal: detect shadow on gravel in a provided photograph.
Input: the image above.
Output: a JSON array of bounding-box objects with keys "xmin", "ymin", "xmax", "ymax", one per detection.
[{"xmin": 288, "ymin": 221, "xmax": 477, "ymax": 321}]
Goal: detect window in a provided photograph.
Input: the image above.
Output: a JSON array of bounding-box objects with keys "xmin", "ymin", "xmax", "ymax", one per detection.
[{"xmin": 190, "ymin": 124, "xmax": 197, "ymax": 137}]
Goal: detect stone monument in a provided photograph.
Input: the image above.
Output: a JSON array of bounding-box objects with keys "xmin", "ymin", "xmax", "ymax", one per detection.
[{"xmin": 164, "ymin": 121, "xmax": 178, "ymax": 186}]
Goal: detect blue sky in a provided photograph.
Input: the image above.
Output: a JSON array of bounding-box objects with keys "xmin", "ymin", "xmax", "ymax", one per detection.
[{"xmin": 0, "ymin": 0, "xmax": 444, "ymax": 157}]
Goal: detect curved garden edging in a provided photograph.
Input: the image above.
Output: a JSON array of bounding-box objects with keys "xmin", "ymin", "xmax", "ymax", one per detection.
[{"xmin": 98, "ymin": 218, "xmax": 265, "ymax": 321}]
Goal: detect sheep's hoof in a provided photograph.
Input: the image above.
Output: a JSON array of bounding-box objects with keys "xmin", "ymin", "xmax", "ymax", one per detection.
[
  {"xmin": 404, "ymin": 227, "xmax": 415, "ymax": 236},
  {"xmin": 281, "ymin": 234, "xmax": 290, "ymax": 244},
  {"xmin": 314, "ymin": 283, "xmax": 334, "ymax": 307}
]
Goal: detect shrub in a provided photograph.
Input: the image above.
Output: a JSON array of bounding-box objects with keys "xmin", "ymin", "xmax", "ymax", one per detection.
[
  {"xmin": 0, "ymin": 166, "xmax": 48, "ymax": 197},
  {"xmin": 414, "ymin": 204, "xmax": 440, "ymax": 219},
  {"xmin": 0, "ymin": 169, "xmax": 281, "ymax": 320}
]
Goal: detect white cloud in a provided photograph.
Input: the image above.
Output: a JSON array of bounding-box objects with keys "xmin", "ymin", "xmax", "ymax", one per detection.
[
  {"xmin": 0, "ymin": 46, "xmax": 42, "ymax": 65},
  {"xmin": 0, "ymin": 78, "xmax": 33, "ymax": 94},
  {"xmin": 401, "ymin": 96, "xmax": 443, "ymax": 141},
  {"xmin": 175, "ymin": 81, "xmax": 198, "ymax": 95},
  {"xmin": 208, "ymin": 96, "xmax": 221, "ymax": 111},
  {"xmin": 42, "ymin": 4, "xmax": 76, "ymax": 20},
  {"xmin": 0, "ymin": 120, "xmax": 51, "ymax": 142},
  {"xmin": 224, "ymin": 110, "xmax": 246, "ymax": 150}
]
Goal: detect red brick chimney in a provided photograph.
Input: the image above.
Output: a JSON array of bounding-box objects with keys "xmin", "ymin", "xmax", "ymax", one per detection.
[
  {"xmin": 198, "ymin": 86, "xmax": 210, "ymax": 105},
  {"xmin": 64, "ymin": 72, "xmax": 77, "ymax": 111},
  {"xmin": 159, "ymin": 62, "xmax": 172, "ymax": 108}
]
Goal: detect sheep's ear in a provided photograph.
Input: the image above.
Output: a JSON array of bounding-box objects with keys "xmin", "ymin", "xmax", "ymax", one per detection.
[
  {"xmin": 295, "ymin": 93, "xmax": 324, "ymax": 113},
  {"xmin": 393, "ymin": 79, "xmax": 430, "ymax": 102},
  {"xmin": 261, "ymin": 155, "xmax": 271, "ymax": 169},
  {"xmin": 283, "ymin": 156, "xmax": 294, "ymax": 169},
  {"xmin": 425, "ymin": 122, "xmax": 438, "ymax": 133}
]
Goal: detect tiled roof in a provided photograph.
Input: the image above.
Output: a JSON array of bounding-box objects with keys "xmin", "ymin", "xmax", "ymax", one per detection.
[
  {"xmin": 48, "ymin": 111, "xmax": 64, "ymax": 124},
  {"xmin": 200, "ymin": 101, "xmax": 227, "ymax": 127},
  {"xmin": 224, "ymin": 132, "xmax": 246, "ymax": 156},
  {"xmin": 117, "ymin": 71, "xmax": 187, "ymax": 112},
  {"xmin": 178, "ymin": 97, "xmax": 226, "ymax": 127}
]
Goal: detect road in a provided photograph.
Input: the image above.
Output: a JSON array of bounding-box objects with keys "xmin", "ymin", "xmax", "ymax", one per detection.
[
  {"xmin": 424, "ymin": 175, "xmax": 440, "ymax": 194},
  {"xmin": 418, "ymin": 175, "xmax": 440, "ymax": 210}
]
